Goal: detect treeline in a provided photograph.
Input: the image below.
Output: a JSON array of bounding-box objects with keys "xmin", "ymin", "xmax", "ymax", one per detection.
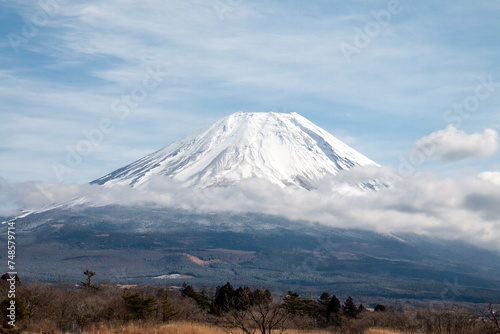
[
  {"xmin": 185, "ymin": 282, "xmax": 499, "ymax": 334},
  {"xmin": 0, "ymin": 273, "xmax": 499, "ymax": 334}
]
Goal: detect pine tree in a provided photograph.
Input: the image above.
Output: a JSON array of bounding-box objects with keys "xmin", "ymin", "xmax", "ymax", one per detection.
[
  {"xmin": 212, "ymin": 282, "xmax": 236, "ymax": 314},
  {"xmin": 234, "ymin": 286, "xmax": 253, "ymax": 310},
  {"xmin": 180, "ymin": 282, "xmax": 195, "ymax": 297},
  {"xmin": 122, "ymin": 291, "xmax": 157, "ymax": 319},
  {"xmin": 180, "ymin": 282, "xmax": 211, "ymax": 311},
  {"xmin": 252, "ymin": 288, "xmax": 272, "ymax": 305},
  {"xmin": 1, "ymin": 297, "xmax": 29, "ymax": 323},
  {"xmin": 81, "ymin": 269, "xmax": 97, "ymax": 290},
  {"xmin": 160, "ymin": 297, "xmax": 178, "ymax": 322},
  {"xmin": 319, "ymin": 292, "xmax": 331, "ymax": 306},
  {"xmin": 283, "ymin": 291, "xmax": 304, "ymax": 314},
  {"xmin": 0, "ymin": 273, "xmax": 20, "ymax": 282},
  {"xmin": 342, "ymin": 296, "xmax": 358, "ymax": 319},
  {"xmin": 327, "ymin": 294, "xmax": 342, "ymax": 325}
]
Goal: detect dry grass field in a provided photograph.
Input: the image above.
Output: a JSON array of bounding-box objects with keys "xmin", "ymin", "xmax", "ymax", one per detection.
[
  {"xmin": 363, "ymin": 329, "xmax": 407, "ymax": 334},
  {"xmin": 26, "ymin": 322, "xmax": 408, "ymax": 334}
]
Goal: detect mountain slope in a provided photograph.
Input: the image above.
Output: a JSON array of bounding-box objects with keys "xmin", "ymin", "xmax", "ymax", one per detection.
[
  {"xmin": 9, "ymin": 204, "xmax": 500, "ymax": 305},
  {"xmin": 92, "ymin": 112, "xmax": 379, "ymax": 189}
]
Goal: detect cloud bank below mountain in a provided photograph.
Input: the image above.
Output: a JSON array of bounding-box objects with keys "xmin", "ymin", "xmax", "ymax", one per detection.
[{"xmin": 2, "ymin": 166, "xmax": 500, "ymax": 252}]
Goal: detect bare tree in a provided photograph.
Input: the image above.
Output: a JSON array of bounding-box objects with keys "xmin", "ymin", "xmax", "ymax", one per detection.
[
  {"xmin": 221, "ymin": 307, "xmax": 256, "ymax": 334},
  {"xmin": 219, "ymin": 289, "xmax": 289, "ymax": 334},
  {"xmin": 478, "ymin": 302, "xmax": 500, "ymax": 334},
  {"xmin": 248, "ymin": 300, "xmax": 288, "ymax": 334},
  {"xmin": 220, "ymin": 301, "xmax": 288, "ymax": 334}
]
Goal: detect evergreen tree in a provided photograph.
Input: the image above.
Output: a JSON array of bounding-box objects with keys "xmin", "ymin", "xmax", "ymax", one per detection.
[
  {"xmin": 160, "ymin": 297, "xmax": 178, "ymax": 322},
  {"xmin": 1, "ymin": 297, "xmax": 29, "ymax": 323},
  {"xmin": 319, "ymin": 292, "xmax": 331, "ymax": 306},
  {"xmin": 283, "ymin": 291, "xmax": 304, "ymax": 314},
  {"xmin": 212, "ymin": 282, "xmax": 236, "ymax": 314},
  {"xmin": 374, "ymin": 304, "xmax": 387, "ymax": 312},
  {"xmin": 180, "ymin": 282, "xmax": 195, "ymax": 297},
  {"xmin": 342, "ymin": 296, "xmax": 358, "ymax": 319},
  {"xmin": 327, "ymin": 294, "xmax": 342, "ymax": 326},
  {"xmin": 234, "ymin": 286, "xmax": 253, "ymax": 310},
  {"xmin": 358, "ymin": 303, "xmax": 366, "ymax": 314},
  {"xmin": 252, "ymin": 288, "xmax": 272, "ymax": 305},
  {"xmin": 81, "ymin": 269, "xmax": 97, "ymax": 290},
  {"xmin": 122, "ymin": 291, "xmax": 157, "ymax": 319},
  {"xmin": 180, "ymin": 282, "xmax": 211, "ymax": 311},
  {"xmin": 0, "ymin": 273, "xmax": 20, "ymax": 282}
]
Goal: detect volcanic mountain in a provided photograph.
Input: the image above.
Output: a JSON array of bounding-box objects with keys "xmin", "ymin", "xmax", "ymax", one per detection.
[
  {"xmin": 91, "ymin": 112, "xmax": 379, "ymax": 189},
  {"xmin": 7, "ymin": 112, "xmax": 500, "ymax": 304}
]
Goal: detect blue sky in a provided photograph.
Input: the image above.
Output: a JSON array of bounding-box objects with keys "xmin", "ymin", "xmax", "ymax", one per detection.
[{"xmin": 1, "ymin": 0, "xmax": 500, "ymax": 184}]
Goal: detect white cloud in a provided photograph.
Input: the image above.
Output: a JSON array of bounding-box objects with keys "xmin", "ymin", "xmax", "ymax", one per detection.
[
  {"xmin": 479, "ymin": 171, "xmax": 500, "ymax": 186},
  {"xmin": 2, "ymin": 168, "xmax": 500, "ymax": 252},
  {"xmin": 415, "ymin": 125, "xmax": 499, "ymax": 162}
]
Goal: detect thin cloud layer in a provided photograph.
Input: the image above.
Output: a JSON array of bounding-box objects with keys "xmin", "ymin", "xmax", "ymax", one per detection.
[
  {"xmin": 415, "ymin": 125, "xmax": 499, "ymax": 162},
  {"xmin": 2, "ymin": 1, "xmax": 500, "ymax": 183},
  {"xmin": 2, "ymin": 168, "xmax": 500, "ymax": 252}
]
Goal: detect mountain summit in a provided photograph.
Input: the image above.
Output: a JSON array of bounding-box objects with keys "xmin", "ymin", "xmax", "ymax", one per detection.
[{"xmin": 92, "ymin": 112, "xmax": 379, "ymax": 189}]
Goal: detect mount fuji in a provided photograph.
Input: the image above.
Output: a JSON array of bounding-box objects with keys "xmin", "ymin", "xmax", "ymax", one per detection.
[
  {"xmin": 91, "ymin": 112, "xmax": 379, "ymax": 190},
  {"xmin": 5, "ymin": 111, "xmax": 500, "ymax": 304}
]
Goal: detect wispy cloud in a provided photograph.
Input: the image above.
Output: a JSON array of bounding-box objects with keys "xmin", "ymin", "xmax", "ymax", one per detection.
[{"xmin": 1, "ymin": 0, "xmax": 499, "ymax": 183}]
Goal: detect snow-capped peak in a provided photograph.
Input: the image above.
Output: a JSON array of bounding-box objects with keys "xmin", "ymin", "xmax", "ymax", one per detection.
[{"xmin": 91, "ymin": 112, "xmax": 379, "ymax": 189}]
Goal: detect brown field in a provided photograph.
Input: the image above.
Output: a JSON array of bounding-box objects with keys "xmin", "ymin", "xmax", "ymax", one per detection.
[
  {"xmin": 363, "ymin": 329, "xmax": 406, "ymax": 334},
  {"xmin": 22, "ymin": 322, "xmax": 406, "ymax": 334},
  {"xmin": 87, "ymin": 322, "xmax": 331, "ymax": 334}
]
